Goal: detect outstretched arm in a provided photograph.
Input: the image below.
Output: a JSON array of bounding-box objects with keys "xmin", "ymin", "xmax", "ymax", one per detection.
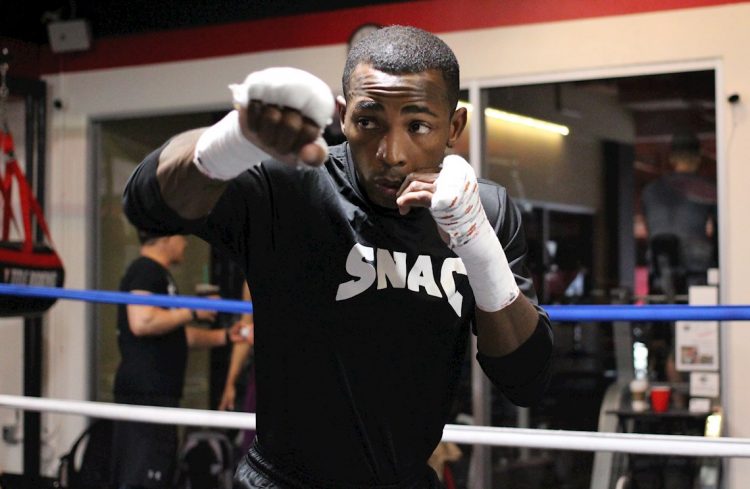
[
  {"xmin": 154, "ymin": 128, "xmax": 227, "ymax": 220},
  {"xmin": 125, "ymin": 68, "xmax": 335, "ymax": 225}
]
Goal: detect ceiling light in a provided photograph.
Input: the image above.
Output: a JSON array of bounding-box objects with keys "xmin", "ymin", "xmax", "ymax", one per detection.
[{"xmin": 458, "ymin": 101, "xmax": 570, "ymax": 136}]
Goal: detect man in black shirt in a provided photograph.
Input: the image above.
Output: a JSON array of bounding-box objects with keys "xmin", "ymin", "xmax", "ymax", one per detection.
[
  {"xmin": 124, "ymin": 26, "xmax": 553, "ymax": 489},
  {"xmin": 641, "ymin": 131, "xmax": 717, "ymax": 293},
  {"xmin": 112, "ymin": 230, "xmax": 244, "ymax": 489}
]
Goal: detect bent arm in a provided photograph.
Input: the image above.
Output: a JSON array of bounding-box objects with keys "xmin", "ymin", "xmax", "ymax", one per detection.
[
  {"xmin": 185, "ymin": 326, "xmax": 228, "ymax": 348},
  {"xmin": 126, "ymin": 299, "xmax": 192, "ymax": 337},
  {"xmin": 475, "ymin": 294, "xmax": 539, "ymax": 356},
  {"xmin": 474, "ymin": 190, "xmax": 553, "ymax": 406},
  {"xmin": 398, "ymin": 162, "xmax": 553, "ymax": 406},
  {"xmin": 127, "ymin": 289, "xmax": 220, "ymax": 338},
  {"xmin": 476, "ymin": 313, "xmax": 553, "ymax": 407}
]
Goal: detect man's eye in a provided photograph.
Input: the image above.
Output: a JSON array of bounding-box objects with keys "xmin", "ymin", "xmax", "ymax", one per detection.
[
  {"xmin": 357, "ymin": 118, "xmax": 378, "ymax": 129},
  {"xmin": 409, "ymin": 122, "xmax": 430, "ymax": 134}
]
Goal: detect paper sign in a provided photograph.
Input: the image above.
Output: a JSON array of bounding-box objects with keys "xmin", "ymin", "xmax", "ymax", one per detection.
[
  {"xmin": 690, "ymin": 371, "xmax": 720, "ymax": 397},
  {"xmin": 675, "ymin": 285, "xmax": 720, "ymax": 371},
  {"xmin": 676, "ymin": 321, "xmax": 719, "ymax": 371},
  {"xmin": 688, "ymin": 397, "xmax": 712, "ymax": 413}
]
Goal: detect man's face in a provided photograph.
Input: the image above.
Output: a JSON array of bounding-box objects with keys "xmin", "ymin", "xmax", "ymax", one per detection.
[{"xmin": 339, "ymin": 64, "xmax": 466, "ymax": 209}]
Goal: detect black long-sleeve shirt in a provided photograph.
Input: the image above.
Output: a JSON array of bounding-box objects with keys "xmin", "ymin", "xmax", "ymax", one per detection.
[{"xmin": 123, "ymin": 142, "xmax": 552, "ymax": 486}]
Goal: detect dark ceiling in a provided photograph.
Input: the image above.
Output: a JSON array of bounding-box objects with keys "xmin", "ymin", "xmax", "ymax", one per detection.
[{"xmin": 2, "ymin": 0, "xmax": 405, "ymax": 45}]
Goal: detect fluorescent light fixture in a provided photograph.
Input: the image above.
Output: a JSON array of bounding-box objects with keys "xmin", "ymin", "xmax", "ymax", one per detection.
[{"xmin": 458, "ymin": 101, "xmax": 570, "ymax": 136}]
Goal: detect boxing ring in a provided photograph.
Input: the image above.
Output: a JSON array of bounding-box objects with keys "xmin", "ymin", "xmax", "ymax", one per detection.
[
  {"xmin": 0, "ymin": 283, "xmax": 747, "ymax": 484},
  {"xmin": 0, "ymin": 395, "xmax": 746, "ymax": 457}
]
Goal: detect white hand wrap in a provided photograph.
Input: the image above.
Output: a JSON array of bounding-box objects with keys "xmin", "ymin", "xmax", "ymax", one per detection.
[
  {"xmin": 230, "ymin": 67, "xmax": 335, "ymax": 128},
  {"xmin": 194, "ymin": 110, "xmax": 270, "ymax": 180},
  {"xmin": 193, "ymin": 67, "xmax": 334, "ymax": 181},
  {"xmin": 431, "ymin": 155, "xmax": 521, "ymax": 312}
]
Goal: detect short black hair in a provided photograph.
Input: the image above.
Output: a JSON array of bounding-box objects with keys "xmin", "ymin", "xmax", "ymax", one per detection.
[
  {"xmin": 671, "ymin": 131, "xmax": 700, "ymax": 155},
  {"xmin": 342, "ymin": 25, "xmax": 460, "ymax": 113}
]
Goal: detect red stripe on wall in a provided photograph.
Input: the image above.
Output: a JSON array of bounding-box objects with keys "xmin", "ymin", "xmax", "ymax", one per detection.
[
  {"xmin": 34, "ymin": 0, "xmax": 750, "ymax": 74},
  {"xmin": 0, "ymin": 38, "xmax": 42, "ymax": 78}
]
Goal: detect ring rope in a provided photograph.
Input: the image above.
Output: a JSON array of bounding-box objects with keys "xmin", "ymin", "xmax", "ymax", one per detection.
[
  {"xmin": 545, "ymin": 303, "xmax": 749, "ymax": 322},
  {"xmin": 0, "ymin": 283, "xmax": 252, "ymax": 314},
  {"xmin": 0, "ymin": 394, "xmax": 255, "ymax": 430},
  {"xmin": 2, "ymin": 284, "xmax": 746, "ymax": 459},
  {"xmin": 1, "ymin": 283, "xmax": 749, "ymax": 321},
  {"xmin": 0, "ymin": 395, "xmax": 745, "ymax": 458}
]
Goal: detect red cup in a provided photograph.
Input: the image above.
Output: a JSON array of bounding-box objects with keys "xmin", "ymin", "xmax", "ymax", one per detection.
[{"xmin": 650, "ymin": 386, "xmax": 671, "ymax": 413}]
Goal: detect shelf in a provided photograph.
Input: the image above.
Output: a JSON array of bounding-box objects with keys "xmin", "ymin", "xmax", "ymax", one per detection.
[{"xmin": 607, "ymin": 408, "xmax": 711, "ymax": 419}]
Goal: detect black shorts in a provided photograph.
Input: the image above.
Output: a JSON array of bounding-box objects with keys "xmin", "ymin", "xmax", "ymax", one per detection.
[
  {"xmin": 234, "ymin": 441, "xmax": 445, "ymax": 489},
  {"xmin": 111, "ymin": 395, "xmax": 179, "ymax": 489}
]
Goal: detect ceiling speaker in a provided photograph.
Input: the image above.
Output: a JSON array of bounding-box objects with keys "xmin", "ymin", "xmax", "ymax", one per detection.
[{"xmin": 47, "ymin": 20, "xmax": 92, "ymax": 53}]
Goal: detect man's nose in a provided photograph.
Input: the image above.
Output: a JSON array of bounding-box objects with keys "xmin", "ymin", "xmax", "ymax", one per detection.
[{"xmin": 376, "ymin": 130, "xmax": 408, "ymax": 167}]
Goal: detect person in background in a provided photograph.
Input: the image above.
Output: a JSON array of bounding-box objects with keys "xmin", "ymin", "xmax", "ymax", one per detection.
[
  {"xmin": 641, "ymin": 131, "xmax": 718, "ymax": 293},
  {"xmin": 111, "ymin": 229, "xmax": 248, "ymax": 489},
  {"xmin": 218, "ymin": 281, "xmax": 257, "ymax": 453},
  {"xmin": 640, "ymin": 132, "xmax": 716, "ymax": 400}
]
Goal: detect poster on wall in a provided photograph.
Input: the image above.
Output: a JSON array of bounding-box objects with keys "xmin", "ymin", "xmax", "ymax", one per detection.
[
  {"xmin": 675, "ymin": 286, "xmax": 720, "ymax": 372},
  {"xmin": 675, "ymin": 320, "xmax": 719, "ymax": 371}
]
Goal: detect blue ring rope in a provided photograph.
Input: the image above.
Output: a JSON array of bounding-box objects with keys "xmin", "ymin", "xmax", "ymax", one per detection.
[
  {"xmin": 0, "ymin": 283, "xmax": 252, "ymax": 314},
  {"xmin": 2, "ymin": 283, "xmax": 749, "ymax": 322},
  {"xmin": 544, "ymin": 304, "xmax": 750, "ymax": 322}
]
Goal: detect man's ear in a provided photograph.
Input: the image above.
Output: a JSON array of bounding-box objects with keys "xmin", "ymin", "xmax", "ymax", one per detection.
[
  {"xmin": 337, "ymin": 95, "xmax": 347, "ymax": 133},
  {"xmin": 447, "ymin": 106, "xmax": 468, "ymax": 148}
]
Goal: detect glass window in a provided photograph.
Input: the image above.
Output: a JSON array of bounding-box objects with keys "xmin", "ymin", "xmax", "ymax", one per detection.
[{"xmin": 461, "ymin": 70, "xmax": 718, "ymax": 488}]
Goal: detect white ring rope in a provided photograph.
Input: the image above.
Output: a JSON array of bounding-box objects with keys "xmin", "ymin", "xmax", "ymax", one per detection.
[
  {"xmin": 0, "ymin": 395, "xmax": 255, "ymax": 430},
  {"xmin": 1, "ymin": 395, "xmax": 746, "ymax": 458}
]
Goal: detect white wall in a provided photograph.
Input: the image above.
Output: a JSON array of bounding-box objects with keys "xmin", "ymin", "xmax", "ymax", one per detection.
[{"xmin": 3, "ymin": 1, "xmax": 746, "ymax": 483}]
